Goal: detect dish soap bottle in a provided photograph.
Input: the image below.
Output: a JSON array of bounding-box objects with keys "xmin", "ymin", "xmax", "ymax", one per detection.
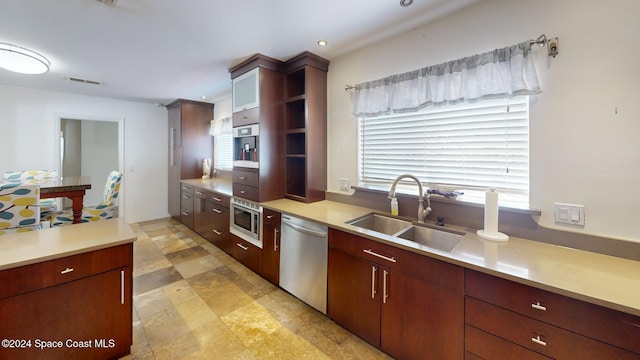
[{"xmin": 390, "ymin": 197, "xmax": 399, "ymax": 216}]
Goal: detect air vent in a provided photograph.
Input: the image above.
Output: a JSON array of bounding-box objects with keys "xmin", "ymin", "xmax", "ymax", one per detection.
[
  {"xmin": 96, "ymin": 0, "xmax": 118, "ymax": 6},
  {"xmin": 66, "ymin": 76, "xmax": 102, "ymax": 85}
]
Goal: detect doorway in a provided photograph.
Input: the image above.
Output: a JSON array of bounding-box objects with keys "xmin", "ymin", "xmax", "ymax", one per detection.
[{"xmin": 58, "ymin": 116, "xmax": 124, "ymax": 214}]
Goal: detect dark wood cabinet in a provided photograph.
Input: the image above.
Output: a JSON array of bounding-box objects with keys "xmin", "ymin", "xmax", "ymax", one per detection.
[
  {"xmin": 230, "ymin": 54, "xmax": 284, "ymax": 203},
  {"xmin": 167, "ymin": 99, "xmax": 214, "ymax": 219},
  {"xmin": 194, "ymin": 188, "xmax": 230, "ymax": 253},
  {"xmin": 230, "ymin": 234, "xmax": 261, "ymax": 274},
  {"xmin": 0, "ymin": 244, "xmax": 133, "ymax": 360},
  {"xmin": 261, "ymin": 209, "xmax": 281, "ymax": 285},
  {"xmin": 179, "ymin": 183, "xmax": 194, "ymax": 230},
  {"xmin": 465, "ymin": 269, "xmax": 640, "ymax": 359},
  {"xmin": 327, "ymin": 228, "xmax": 464, "ymax": 360},
  {"xmin": 284, "ymin": 52, "xmax": 329, "ymax": 203}
]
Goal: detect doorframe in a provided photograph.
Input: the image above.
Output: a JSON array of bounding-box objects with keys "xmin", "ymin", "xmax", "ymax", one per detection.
[{"xmin": 55, "ymin": 113, "xmax": 125, "ymax": 218}]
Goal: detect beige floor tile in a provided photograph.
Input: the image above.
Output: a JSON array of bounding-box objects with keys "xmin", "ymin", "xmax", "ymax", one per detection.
[{"xmin": 174, "ymin": 254, "xmax": 224, "ymax": 279}]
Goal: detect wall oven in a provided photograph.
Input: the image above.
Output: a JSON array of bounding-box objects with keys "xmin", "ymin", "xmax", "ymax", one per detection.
[
  {"xmin": 230, "ymin": 197, "xmax": 262, "ymax": 248},
  {"xmin": 233, "ymin": 124, "xmax": 259, "ymax": 168}
]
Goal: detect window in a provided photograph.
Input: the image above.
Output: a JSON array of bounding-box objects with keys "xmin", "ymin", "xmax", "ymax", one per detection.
[
  {"xmin": 214, "ymin": 133, "xmax": 233, "ymax": 171},
  {"xmin": 358, "ymin": 96, "xmax": 529, "ymax": 207}
]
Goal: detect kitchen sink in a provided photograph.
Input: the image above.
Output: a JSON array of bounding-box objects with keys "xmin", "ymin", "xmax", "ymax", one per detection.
[
  {"xmin": 396, "ymin": 224, "xmax": 463, "ymax": 252},
  {"xmin": 346, "ymin": 212, "xmax": 412, "ymax": 236}
]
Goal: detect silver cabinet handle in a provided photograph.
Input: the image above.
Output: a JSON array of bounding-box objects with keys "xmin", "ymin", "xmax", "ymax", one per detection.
[
  {"xmin": 61, "ymin": 267, "xmax": 74, "ymax": 274},
  {"xmin": 195, "ymin": 191, "xmax": 204, "ymax": 196},
  {"xmin": 212, "ymin": 229, "xmax": 222, "ymax": 235},
  {"xmin": 182, "ymin": 212, "xmax": 189, "ymax": 216},
  {"xmin": 383, "ymin": 270, "xmax": 389, "ymax": 304},
  {"xmin": 120, "ymin": 270, "xmax": 125, "ymax": 305},
  {"xmin": 212, "ymin": 208, "xmax": 222, "ymax": 214},
  {"xmin": 212, "ymin": 197, "xmax": 222, "ymax": 202},
  {"xmin": 371, "ymin": 266, "xmax": 377, "ymax": 299},
  {"xmin": 240, "ymin": 176, "xmax": 247, "ymax": 180},
  {"xmin": 240, "ymin": 190, "xmax": 246, "ymax": 194},
  {"xmin": 363, "ymin": 249, "xmax": 397, "ymax": 263},
  {"xmin": 531, "ymin": 335, "xmax": 547, "ymax": 346},
  {"xmin": 273, "ymin": 228, "xmax": 279, "ymax": 251},
  {"xmin": 242, "ymin": 115, "xmax": 248, "ymax": 119},
  {"xmin": 266, "ymin": 215, "xmax": 273, "ymax": 219},
  {"xmin": 236, "ymin": 243, "xmax": 249, "ymax": 251},
  {"xmin": 531, "ymin": 301, "xmax": 547, "ymax": 311}
]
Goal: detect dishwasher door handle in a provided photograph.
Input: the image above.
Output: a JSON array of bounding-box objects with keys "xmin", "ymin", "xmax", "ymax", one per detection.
[{"xmin": 282, "ymin": 221, "xmax": 327, "ymax": 238}]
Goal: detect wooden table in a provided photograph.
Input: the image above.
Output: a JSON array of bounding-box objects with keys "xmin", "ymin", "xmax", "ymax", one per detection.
[{"xmin": 38, "ymin": 176, "xmax": 92, "ymax": 224}]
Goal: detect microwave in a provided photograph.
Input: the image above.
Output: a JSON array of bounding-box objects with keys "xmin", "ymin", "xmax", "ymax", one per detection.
[{"xmin": 229, "ymin": 197, "xmax": 262, "ymax": 248}]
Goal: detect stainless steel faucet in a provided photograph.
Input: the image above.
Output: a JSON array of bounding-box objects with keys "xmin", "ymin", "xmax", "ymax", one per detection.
[{"xmin": 388, "ymin": 174, "xmax": 432, "ymax": 222}]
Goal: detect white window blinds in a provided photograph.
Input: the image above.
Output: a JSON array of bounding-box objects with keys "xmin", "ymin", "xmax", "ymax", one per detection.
[
  {"xmin": 215, "ymin": 133, "xmax": 233, "ymax": 171},
  {"xmin": 359, "ymin": 96, "xmax": 529, "ymax": 204}
]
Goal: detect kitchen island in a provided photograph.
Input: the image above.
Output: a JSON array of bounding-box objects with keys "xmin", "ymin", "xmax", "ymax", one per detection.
[{"xmin": 0, "ymin": 218, "xmax": 136, "ymax": 360}]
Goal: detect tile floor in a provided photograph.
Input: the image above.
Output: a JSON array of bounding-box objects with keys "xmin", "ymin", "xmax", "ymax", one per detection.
[{"xmin": 121, "ymin": 218, "xmax": 392, "ymax": 360}]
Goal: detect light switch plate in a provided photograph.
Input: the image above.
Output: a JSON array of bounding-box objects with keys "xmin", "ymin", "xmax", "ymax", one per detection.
[
  {"xmin": 340, "ymin": 178, "xmax": 350, "ymax": 191},
  {"xmin": 553, "ymin": 203, "xmax": 585, "ymax": 226}
]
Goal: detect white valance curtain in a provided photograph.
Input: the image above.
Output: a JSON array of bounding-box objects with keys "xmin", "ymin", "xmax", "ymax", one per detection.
[
  {"xmin": 351, "ymin": 41, "xmax": 541, "ymax": 117},
  {"xmin": 209, "ymin": 116, "xmax": 232, "ymax": 136}
]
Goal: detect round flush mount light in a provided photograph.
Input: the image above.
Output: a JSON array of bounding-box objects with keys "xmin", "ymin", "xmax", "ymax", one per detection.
[
  {"xmin": 317, "ymin": 40, "xmax": 328, "ymax": 47},
  {"xmin": 0, "ymin": 42, "xmax": 50, "ymax": 74},
  {"xmin": 400, "ymin": 0, "xmax": 413, "ymax": 7}
]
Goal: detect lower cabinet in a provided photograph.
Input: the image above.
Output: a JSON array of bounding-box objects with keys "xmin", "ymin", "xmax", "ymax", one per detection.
[
  {"xmin": 0, "ymin": 244, "xmax": 133, "ymax": 360},
  {"xmin": 180, "ymin": 184, "xmax": 194, "ymax": 230},
  {"xmin": 194, "ymin": 189, "xmax": 230, "ymax": 253},
  {"xmin": 230, "ymin": 234, "xmax": 262, "ymax": 274},
  {"xmin": 261, "ymin": 209, "xmax": 281, "ymax": 285},
  {"xmin": 328, "ymin": 228, "xmax": 464, "ymax": 360},
  {"xmin": 465, "ymin": 269, "xmax": 640, "ymax": 360}
]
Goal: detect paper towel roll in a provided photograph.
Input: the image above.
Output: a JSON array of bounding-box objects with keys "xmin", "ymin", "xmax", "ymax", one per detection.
[
  {"xmin": 484, "ymin": 189, "xmax": 499, "ymax": 233},
  {"xmin": 477, "ymin": 188, "xmax": 509, "ymax": 241}
]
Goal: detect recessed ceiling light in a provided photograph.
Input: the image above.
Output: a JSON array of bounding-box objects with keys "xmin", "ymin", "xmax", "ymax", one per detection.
[
  {"xmin": 0, "ymin": 42, "xmax": 50, "ymax": 74},
  {"xmin": 317, "ymin": 40, "xmax": 328, "ymax": 47},
  {"xmin": 400, "ymin": 0, "xmax": 413, "ymax": 7}
]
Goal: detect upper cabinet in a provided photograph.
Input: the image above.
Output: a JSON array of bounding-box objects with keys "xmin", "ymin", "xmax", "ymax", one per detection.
[{"xmin": 232, "ymin": 67, "xmax": 259, "ymax": 113}]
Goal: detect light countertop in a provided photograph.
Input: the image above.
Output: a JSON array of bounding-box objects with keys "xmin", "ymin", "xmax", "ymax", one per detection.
[
  {"xmin": 261, "ymin": 198, "xmax": 640, "ymax": 317},
  {"xmin": 0, "ymin": 218, "xmax": 136, "ymax": 271},
  {"xmin": 177, "ymin": 179, "xmax": 640, "ymax": 317}
]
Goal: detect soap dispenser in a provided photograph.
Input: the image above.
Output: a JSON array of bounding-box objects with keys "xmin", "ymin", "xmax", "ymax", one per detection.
[{"xmin": 390, "ymin": 197, "xmax": 399, "ymax": 216}]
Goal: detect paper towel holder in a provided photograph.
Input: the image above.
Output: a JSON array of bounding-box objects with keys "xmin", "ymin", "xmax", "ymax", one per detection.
[
  {"xmin": 477, "ymin": 229, "xmax": 509, "ymax": 242},
  {"xmin": 477, "ymin": 188, "xmax": 509, "ymax": 242}
]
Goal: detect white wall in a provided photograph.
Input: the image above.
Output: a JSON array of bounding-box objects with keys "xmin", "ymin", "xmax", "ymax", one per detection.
[
  {"xmin": 327, "ymin": 0, "xmax": 640, "ymax": 241},
  {"xmin": 0, "ymin": 84, "xmax": 168, "ymax": 224}
]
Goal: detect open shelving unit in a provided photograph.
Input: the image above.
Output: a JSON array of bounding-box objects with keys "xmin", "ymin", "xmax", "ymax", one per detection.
[{"xmin": 283, "ymin": 53, "xmax": 329, "ymax": 203}]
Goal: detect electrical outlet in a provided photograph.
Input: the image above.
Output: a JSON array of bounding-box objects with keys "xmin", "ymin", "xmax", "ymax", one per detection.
[
  {"xmin": 553, "ymin": 203, "xmax": 584, "ymax": 226},
  {"xmin": 340, "ymin": 178, "xmax": 350, "ymax": 191}
]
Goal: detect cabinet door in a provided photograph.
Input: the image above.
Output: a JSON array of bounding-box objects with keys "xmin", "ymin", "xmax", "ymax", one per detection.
[
  {"xmin": 230, "ymin": 235, "xmax": 261, "ymax": 273},
  {"xmin": 327, "ymin": 247, "xmax": 381, "ymax": 347},
  {"xmin": 207, "ymin": 200, "xmax": 230, "ymax": 253},
  {"xmin": 232, "ymin": 67, "xmax": 259, "ymax": 113},
  {"xmin": 0, "ymin": 268, "xmax": 132, "ymax": 360},
  {"xmin": 261, "ymin": 209, "xmax": 281, "ymax": 285},
  {"xmin": 381, "ymin": 267, "xmax": 464, "ymax": 360}
]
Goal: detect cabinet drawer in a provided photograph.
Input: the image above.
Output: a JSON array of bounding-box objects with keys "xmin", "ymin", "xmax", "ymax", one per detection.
[
  {"xmin": 263, "ymin": 208, "xmax": 281, "ymax": 226},
  {"xmin": 233, "ymin": 107, "xmax": 260, "ymax": 127},
  {"xmin": 328, "ymin": 228, "xmax": 463, "ymax": 292},
  {"xmin": 194, "ymin": 189, "xmax": 230, "ymax": 208},
  {"xmin": 465, "ymin": 297, "xmax": 640, "ymax": 359},
  {"xmin": 233, "ymin": 169, "xmax": 259, "ymax": 187},
  {"xmin": 0, "ymin": 243, "xmax": 132, "ymax": 300},
  {"xmin": 230, "ymin": 235, "xmax": 261, "ymax": 273},
  {"xmin": 233, "ymin": 183, "xmax": 259, "ymax": 202},
  {"xmin": 181, "ymin": 191, "xmax": 194, "ymax": 212},
  {"xmin": 465, "ymin": 269, "xmax": 640, "ymax": 354},
  {"xmin": 465, "ymin": 324, "xmax": 552, "ymax": 360},
  {"xmin": 180, "ymin": 184, "xmax": 194, "ymax": 194}
]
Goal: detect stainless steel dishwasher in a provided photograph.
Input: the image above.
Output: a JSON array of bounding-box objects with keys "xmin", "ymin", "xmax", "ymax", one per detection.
[{"xmin": 280, "ymin": 214, "xmax": 328, "ymax": 314}]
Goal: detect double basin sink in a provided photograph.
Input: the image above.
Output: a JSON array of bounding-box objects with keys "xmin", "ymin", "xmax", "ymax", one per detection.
[{"xmin": 346, "ymin": 212, "xmax": 464, "ymax": 252}]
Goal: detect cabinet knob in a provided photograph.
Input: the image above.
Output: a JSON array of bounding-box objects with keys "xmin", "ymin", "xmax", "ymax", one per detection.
[
  {"xmin": 531, "ymin": 335, "xmax": 547, "ymax": 347},
  {"xmin": 60, "ymin": 267, "xmax": 74, "ymax": 274},
  {"xmin": 531, "ymin": 301, "xmax": 547, "ymax": 311}
]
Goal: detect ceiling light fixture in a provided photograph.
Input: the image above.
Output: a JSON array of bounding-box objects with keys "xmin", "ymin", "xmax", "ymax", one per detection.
[
  {"xmin": 0, "ymin": 42, "xmax": 50, "ymax": 74},
  {"xmin": 317, "ymin": 40, "xmax": 328, "ymax": 46},
  {"xmin": 400, "ymin": 0, "xmax": 413, "ymax": 7}
]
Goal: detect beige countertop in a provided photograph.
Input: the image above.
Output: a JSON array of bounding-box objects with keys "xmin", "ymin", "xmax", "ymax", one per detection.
[
  {"xmin": 180, "ymin": 179, "xmax": 640, "ymax": 317},
  {"xmin": 0, "ymin": 218, "xmax": 136, "ymax": 271},
  {"xmin": 261, "ymin": 198, "xmax": 640, "ymax": 317}
]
